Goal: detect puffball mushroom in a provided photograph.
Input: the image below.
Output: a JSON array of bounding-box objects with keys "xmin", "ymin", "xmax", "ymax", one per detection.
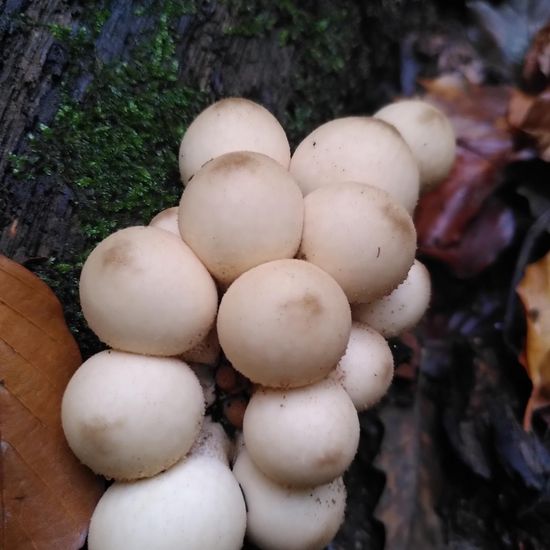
[
  {"xmin": 289, "ymin": 117, "xmax": 420, "ymax": 213},
  {"xmin": 299, "ymin": 181, "xmax": 417, "ymax": 303},
  {"xmin": 217, "ymin": 259, "xmax": 352, "ymax": 388},
  {"xmin": 181, "ymin": 326, "xmax": 221, "ymax": 367},
  {"xmin": 149, "ymin": 206, "xmax": 179, "ymax": 236},
  {"xmin": 233, "ymin": 449, "xmax": 346, "ymax": 550},
  {"xmin": 352, "ymin": 259, "xmax": 431, "ymax": 337},
  {"xmin": 331, "ymin": 323, "xmax": 394, "ymax": 411},
  {"xmin": 179, "ymin": 97, "xmax": 290, "ymax": 183},
  {"xmin": 88, "ymin": 421, "xmax": 246, "ymax": 550},
  {"xmin": 61, "ymin": 350, "xmax": 204, "ymax": 480},
  {"xmin": 179, "ymin": 152, "xmax": 304, "ymax": 285},
  {"xmin": 243, "ymin": 379, "xmax": 360, "ymax": 487},
  {"xmin": 374, "ymin": 99, "xmax": 456, "ymax": 191},
  {"xmin": 79, "ymin": 226, "xmax": 218, "ymax": 356}
]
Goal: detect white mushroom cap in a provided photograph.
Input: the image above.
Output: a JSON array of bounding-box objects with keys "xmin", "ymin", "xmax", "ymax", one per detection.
[
  {"xmin": 188, "ymin": 363, "xmax": 217, "ymax": 408},
  {"xmin": 88, "ymin": 447, "xmax": 246, "ymax": 550},
  {"xmin": 79, "ymin": 226, "xmax": 218, "ymax": 356},
  {"xmin": 299, "ymin": 182, "xmax": 417, "ymax": 303},
  {"xmin": 289, "ymin": 117, "xmax": 420, "ymax": 213},
  {"xmin": 181, "ymin": 326, "xmax": 221, "ymax": 367},
  {"xmin": 217, "ymin": 259, "xmax": 352, "ymax": 388},
  {"xmin": 149, "ymin": 207, "xmax": 180, "ymax": 236},
  {"xmin": 233, "ymin": 449, "xmax": 346, "ymax": 550},
  {"xmin": 179, "ymin": 97, "xmax": 290, "ymax": 183},
  {"xmin": 374, "ymin": 99, "xmax": 456, "ymax": 191},
  {"xmin": 179, "ymin": 152, "xmax": 304, "ymax": 285},
  {"xmin": 61, "ymin": 350, "xmax": 204, "ymax": 480},
  {"xmin": 352, "ymin": 260, "xmax": 431, "ymax": 337},
  {"xmin": 243, "ymin": 379, "xmax": 359, "ymax": 487},
  {"xmin": 190, "ymin": 416, "xmax": 233, "ymax": 465},
  {"xmin": 331, "ymin": 323, "xmax": 394, "ymax": 411}
]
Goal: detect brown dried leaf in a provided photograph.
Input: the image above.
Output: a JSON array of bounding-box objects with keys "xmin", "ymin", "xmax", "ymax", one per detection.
[
  {"xmin": 0, "ymin": 255, "xmax": 103, "ymax": 549},
  {"xmin": 517, "ymin": 252, "xmax": 550, "ymax": 430},
  {"xmin": 522, "ymin": 22, "xmax": 550, "ymax": 92}
]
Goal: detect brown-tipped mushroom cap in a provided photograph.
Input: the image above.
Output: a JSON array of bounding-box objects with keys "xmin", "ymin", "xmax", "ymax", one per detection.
[
  {"xmin": 289, "ymin": 117, "xmax": 420, "ymax": 213},
  {"xmin": 179, "ymin": 98, "xmax": 290, "ymax": 183},
  {"xmin": 179, "ymin": 152, "xmax": 304, "ymax": 286},
  {"xmin": 88, "ymin": 446, "xmax": 246, "ymax": 550},
  {"xmin": 79, "ymin": 226, "xmax": 218, "ymax": 356},
  {"xmin": 61, "ymin": 350, "xmax": 204, "ymax": 480},
  {"xmin": 149, "ymin": 207, "xmax": 179, "ymax": 236},
  {"xmin": 375, "ymin": 99, "xmax": 456, "ymax": 191},
  {"xmin": 233, "ymin": 449, "xmax": 346, "ymax": 550},
  {"xmin": 243, "ymin": 379, "xmax": 359, "ymax": 487},
  {"xmin": 352, "ymin": 259, "xmax": 431, "ymax": 337},
  {"xmin": 217, "ymin": 259, "xmax": 352, "ymax": 388},
  {"xmin": 299, "ymin": 182, "xmax": 417, "ymax": 303},
  {"xmin": 331, "ymin": 323, "xmax": 394, "ymax": 411}
]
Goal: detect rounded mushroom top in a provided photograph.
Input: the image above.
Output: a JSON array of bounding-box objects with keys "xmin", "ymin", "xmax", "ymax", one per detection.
[
  {"xmin": 374, "ymin": 99, "xmax": 456, "ymax": 191},
  {"xmin": 352, "ymin": 259, "xmax": 431, "ymax": 337},
  {"xmin": 179, "ymin": 97, "xmax": 290, "ymax": 183},
  {"xmin": 233, "ymin": 449, "xmax": 346, "ymax": 550},
  {"xmin": 299, "ymin": 181, "xmax": 417, "ymax": 303},
  {"xmin": 289, "ymin": 116, "xmax": 420, "ymax": 213},
  {"xmin": 79, "ymin": 226, "xmax": 218, "ymax": 356},
  {"xmin": 149, "ymin": 207, "xmax": 180, "ymax": 236},
  {"xmin": 217, "ymin": 259, "xmax": 352, "ymax": 388},
  {"xmin": 61, "ymin": 350, "xmax": 204, "ymax": 480},
  {"xmin": 178, "ymin": 151, "xmax": 304, "ymax": 286},
  {"xmin": 243, "ymin": 378, "xmax": 360, "ymax": 487},
  {"xmin": 88, "ymin": 449, "xmax": 246, "ymax": 550}
]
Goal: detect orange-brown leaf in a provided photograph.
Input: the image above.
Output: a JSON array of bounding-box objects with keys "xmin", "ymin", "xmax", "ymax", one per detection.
[
  {"xmin": 0, "ymin": 255, "xmax": 103, "ymax": 549},
  {"xmin": 517, "ymin": 252, "xmax": 550, "ymax": 429}
]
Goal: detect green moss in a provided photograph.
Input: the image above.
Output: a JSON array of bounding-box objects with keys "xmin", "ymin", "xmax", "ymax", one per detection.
[{"xmin": 10, "ymin": 2, "xmax": 204, "ymax": 354}]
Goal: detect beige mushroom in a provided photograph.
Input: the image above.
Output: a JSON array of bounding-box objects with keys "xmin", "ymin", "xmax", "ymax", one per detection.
[
  {"xmin": 179, "ymin": 152, "xmax": 304, "ymax": 286},
  {"xmin": 217, "ymin": 259, "xmax": 351, "ymax": 388},
  {"xmin": 149, "ymin": 207, "xmax": 179, "ymax": 236},
  {"xmin": 179, "ymin": 97, "xmax": 290, "ymax": 183},
  {"xmin": 299, "ymin": 181, "xmax": 417, "ymax": 303},
  {"xmin": 243, "ymin": 379, "xmax": 359, "ymax": 487},
  {"xmin": 79, "ymin": 226, "xmax": 218, "ymax": 356},
  {"xmin": 61, "ymin": 350, "xmax": 204, "ymax": 480},
  {"xmin": 352, "ymin": 259, "xmax": 431, "ymax": 337},
  {"xmin": 289, "ymin": 117, "xmax": 420, "ymax": 213},
  {"xmin": 375, "ymin": 99, "xmax": 456, "ymax": 191}
]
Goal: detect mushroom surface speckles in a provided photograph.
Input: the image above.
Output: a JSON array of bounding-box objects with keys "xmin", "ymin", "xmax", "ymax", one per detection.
[
  {"xmin": 179, "ymin": 98, "xmax": 290, "ymax": 183},
  {"xmin": 61, "ymin": 351, "xmax": 204, "ymax": 480},
  {"xmin": 289, "ymin": 117, "xmax": 420, "ymax": 213},
  {"xmin": 79, "ymin": 226, "xmax": 218, "ymax": 356},
  {"xmin": 217, "ymin": 259, "xmax": 351, "ymax": 388},
  {"xmin": 299, "ymin": 182, "xmax": 417, "ymax": 303},
  {"xmin": 178, "ymin": 152, "xmax": 304, "ymax": 286},
  {"xmin": 243, "ymin": 379, "xmax": 359, "ymax": 487},
  {"xmin": 233, "ymin": 449, "xmax": 346, "ymax": 550}
]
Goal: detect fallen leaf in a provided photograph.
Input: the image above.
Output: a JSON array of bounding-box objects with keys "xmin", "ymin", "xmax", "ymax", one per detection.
[
  {"xmin": 517, "ymin": 251, "xmax": 550, "ymax": 429},
  {"xmin": 522, "ymin": 22, "xmax": 550, "ymax": 92},
  {"xmin": 0, "ymin": 255, "xmax": 103, "ymax": 549}
]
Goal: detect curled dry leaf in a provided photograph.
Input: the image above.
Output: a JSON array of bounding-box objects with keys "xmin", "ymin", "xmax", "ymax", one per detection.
[
  {"xmin": 0, "ymin": 255, "xmax": 103, "ymax": 549},
  {"xmin": 517, "ymin": 251, "xmax": 550, "ymax": 429}
]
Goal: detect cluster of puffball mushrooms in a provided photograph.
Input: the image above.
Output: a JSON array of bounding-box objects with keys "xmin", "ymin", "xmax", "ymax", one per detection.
[{"xmin": 61, "ymin": 97, "xmax": 455, "ymax": 550}]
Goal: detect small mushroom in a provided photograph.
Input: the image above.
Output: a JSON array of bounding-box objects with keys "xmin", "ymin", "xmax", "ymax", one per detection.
[
  {"xmin": 289, "ymin": 117, "xmax": 420, "ymax": 213},
  {"xmin": 352, "ymin": 259, "xmax": 431, "ymax": 337},
  {"xmin": 299, "ymin": 181, "xmax": 417, "ymax": 303},
  {"xmin": 233, "ymin": 449, "xmax": 346, "ymax": 550},
  {"xmin": 375, "ymin": 99, "xmax": 456, "ymax": 192},
  {"xmin": 179, "ymin": 152, "xmax": 304, "ymax": 286},
  {"xmin": 179, "ymin": 97, "xmax": 290, "ymax": 183},
  {"xmin": 61, "ymin": 350, "xmax": 204, "ymax": 480},
  {"xmin": 217, "ymin": 259, "xmax": 352, "ymax": 388},
  {"xmin": 331, "ymin": 323, "xmax": 394, "ymax": 411},
  {"xmin": 88, "ymin": 419, "xmax": 246, "ymax": 550},
  {"xmin": 243, "ymin": 379, "xmax": 359, "ymax": 487},
  {"xmin": 79, "ymin": 226, "xmax": 218, "ymax": 356},
  {"xmin": 149, "ymin": 206, "xmax": 179, "ymax": 236}
]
